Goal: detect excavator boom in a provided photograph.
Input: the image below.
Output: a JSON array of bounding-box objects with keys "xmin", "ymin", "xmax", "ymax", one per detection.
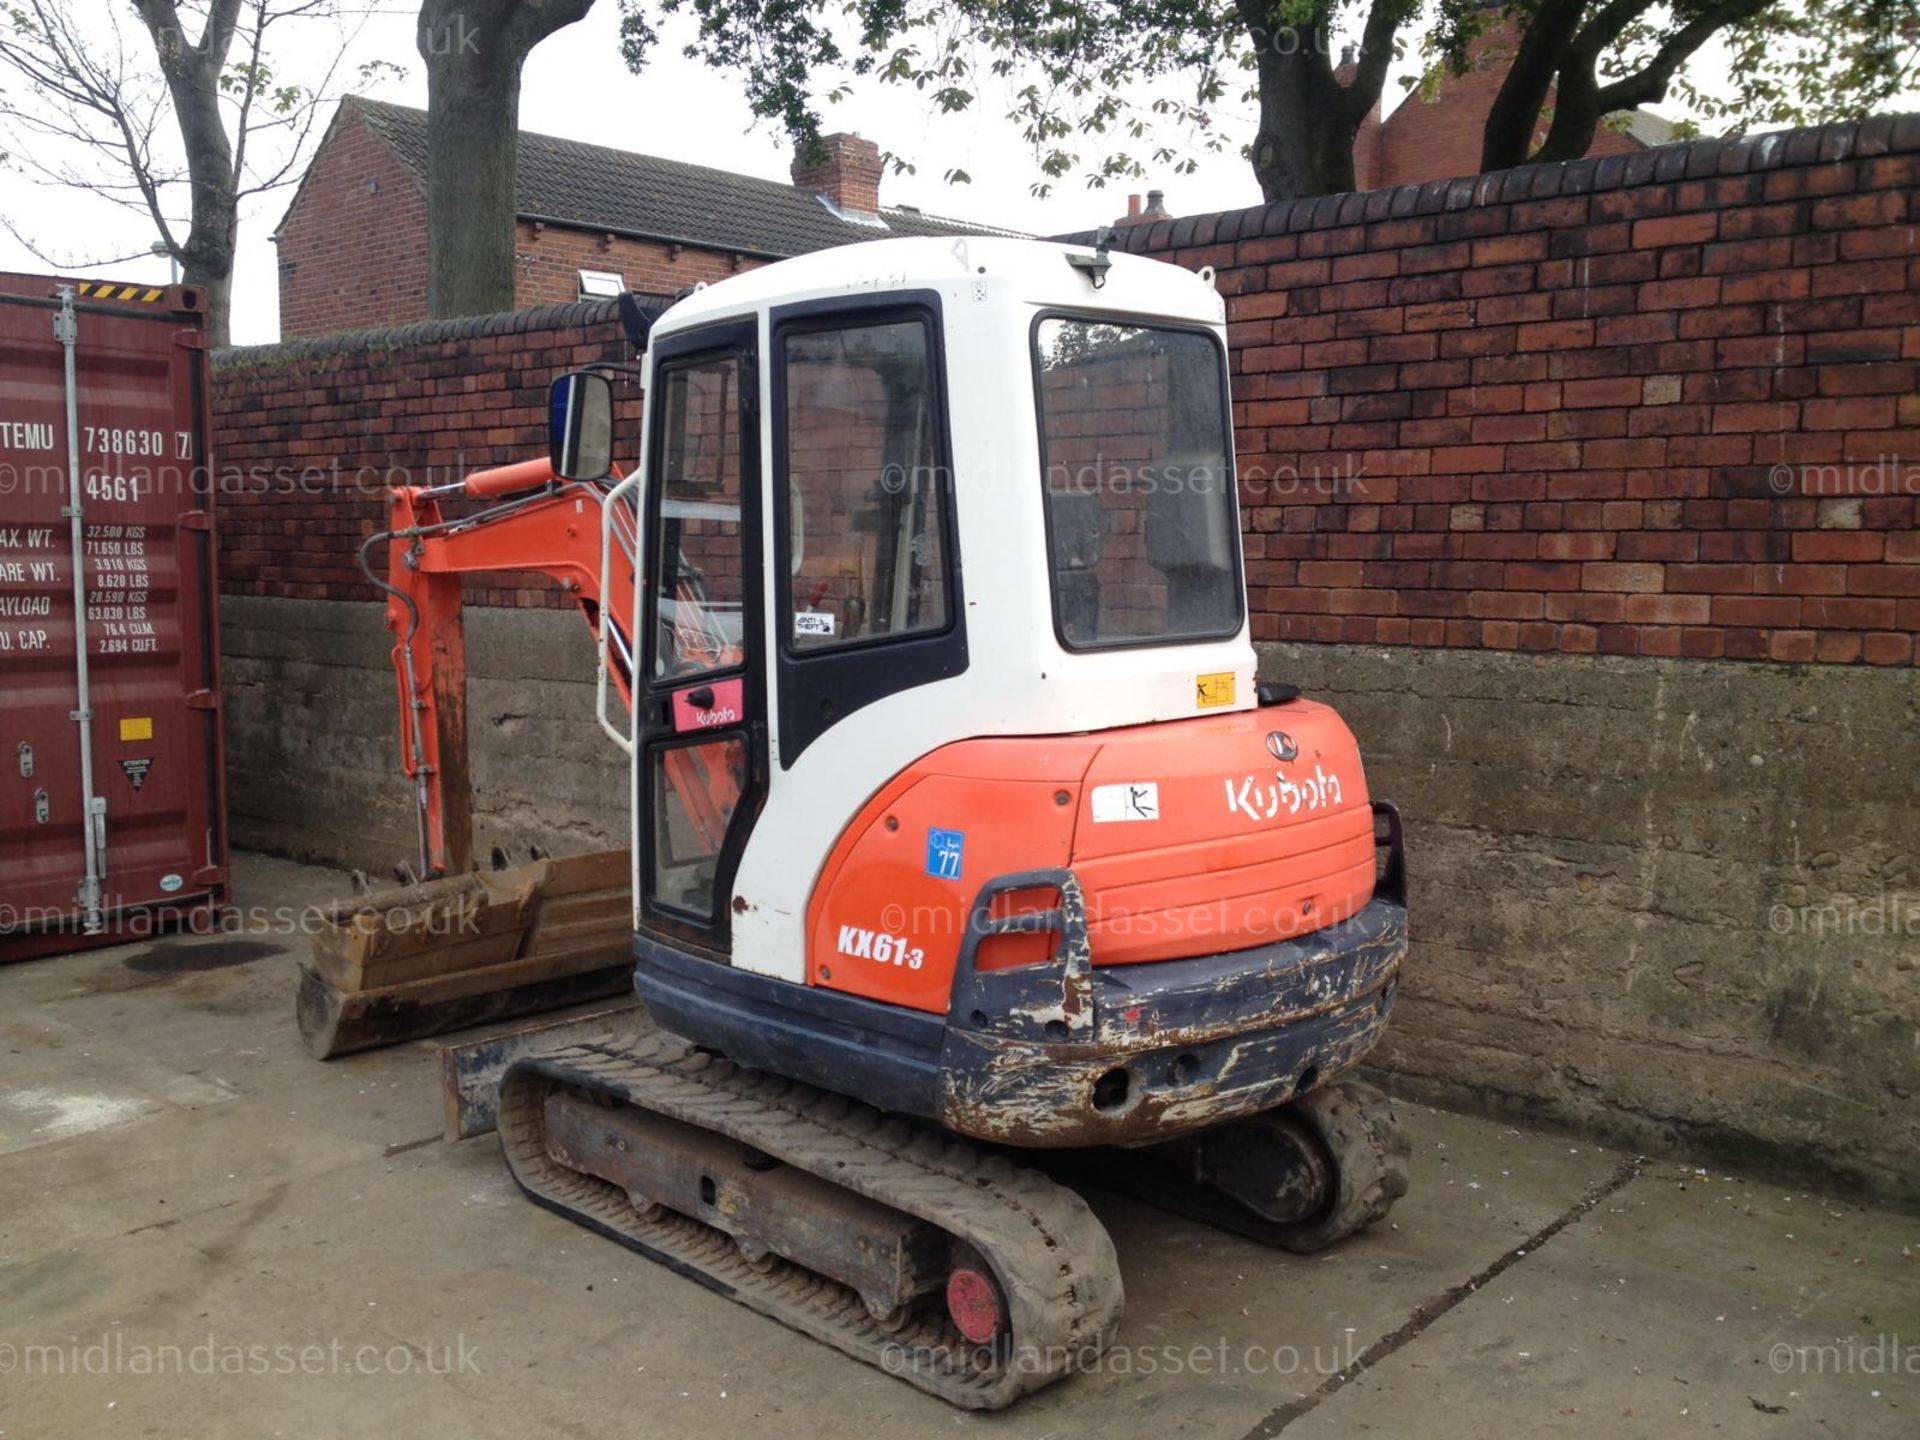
[{"xmin": 371, "ymin": 462, "xmax": 637, "ymax": 876}]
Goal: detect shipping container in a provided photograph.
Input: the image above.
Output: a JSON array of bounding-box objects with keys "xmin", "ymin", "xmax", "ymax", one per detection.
[{"xmin": 0, "ymin": 273, "xmax": 228, "ymax": 960}]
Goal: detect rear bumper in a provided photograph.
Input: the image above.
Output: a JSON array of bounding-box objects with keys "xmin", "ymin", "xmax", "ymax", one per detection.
[{"xmin": 637, "ymin": 804, "xmax": 1408, "ymax": 1148}]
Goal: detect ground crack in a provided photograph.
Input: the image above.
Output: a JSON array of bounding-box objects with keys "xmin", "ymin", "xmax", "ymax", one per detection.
[{"xmin": 1238, "ymin": 1153, "xmax": 1647, "ymax": 1440}]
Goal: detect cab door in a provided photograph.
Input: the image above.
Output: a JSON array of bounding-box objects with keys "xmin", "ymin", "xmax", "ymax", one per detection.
[{"xmin": 635, "ymin": 319, "xmax": 766, "ymax": 955}]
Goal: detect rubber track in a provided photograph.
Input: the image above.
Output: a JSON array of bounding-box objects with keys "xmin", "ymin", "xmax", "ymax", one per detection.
[
  {"xmin": 498, "ymin": 1035, "xmax": 1124, "ymax": 1409},
  {"xmin": 1050, "ymin": 1079, "xmax": 1410, "ymax": 1252}
]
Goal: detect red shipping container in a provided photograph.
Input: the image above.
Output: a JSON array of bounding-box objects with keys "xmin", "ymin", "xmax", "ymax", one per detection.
[{"xmin": 0, "ymin": 273, "xmax": 229, "ymax": 960}]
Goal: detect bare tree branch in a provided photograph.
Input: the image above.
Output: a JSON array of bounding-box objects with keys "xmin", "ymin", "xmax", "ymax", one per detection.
[{"xmin": 0, "ymin": 0, "xmax": 402, "ymax": 343}]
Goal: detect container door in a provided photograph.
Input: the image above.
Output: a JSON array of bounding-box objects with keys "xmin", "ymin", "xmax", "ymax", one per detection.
[
  {"xmin": 634, "ymin": 320, "xmax": 766, "ymax": 956},
  {"xmin": 0, "ymin": 294, "xmax": 90, "ymax": 927},
  {"xmin": 0, "ymin": 282, "xmax": 224, "ymax": 953}
]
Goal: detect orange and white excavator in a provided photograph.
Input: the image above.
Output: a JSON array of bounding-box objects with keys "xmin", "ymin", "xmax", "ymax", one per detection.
[{"xmin": 367, "ymin": 237, "xmax": 1411, "ymax": 1408}]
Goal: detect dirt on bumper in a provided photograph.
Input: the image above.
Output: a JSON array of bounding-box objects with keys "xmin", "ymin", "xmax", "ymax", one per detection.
[{"xmin": 937, "ymin": 899, "xmax": 1407, "ymax": 1147}]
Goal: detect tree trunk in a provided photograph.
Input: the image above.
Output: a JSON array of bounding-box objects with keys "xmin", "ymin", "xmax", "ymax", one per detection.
[
  {"xmin": 135, "ymin": 0, "xmax": 241, "ymax": 344},
  {"xmin": 185, "ymin": 265, "xmax": 234, "ymax": 348},
  {"xmin": 1531, "ymin": 72, "xmax": 1610, "ymax": 164},
  {"xmin": 1243, "ymin": 18, "xmax": 1359, "ymax": 200},
  {"xmin": 1481, "ymin": 0, "xmax": 1587, "ymax": 172},
  {"xmin": 417, "ymin": 0, "xmax": 593, "ymax": 320}
]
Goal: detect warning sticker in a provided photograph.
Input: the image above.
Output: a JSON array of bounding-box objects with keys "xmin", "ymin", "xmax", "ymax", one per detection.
[
  {"xmin": 1195, "ymin": 673, "xmax": 1236, "ymax": 709},
  {"xmin": 1092, "ymin": 782, "xmax": 1160, "ymax": 823},
  {"xmin": 119, "ymin": 716, "xmax": 153, "ymax": 742},
  {"xmin": 120, "ymin": 756, "xmax": 153, "ymax": 790}
]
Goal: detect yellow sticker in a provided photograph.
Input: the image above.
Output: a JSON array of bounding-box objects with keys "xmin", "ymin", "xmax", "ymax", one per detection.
[
  {"xmin": 1195, "ymin": 673, "xmax": 1236, "ymax": 709},
  {"xmin": 119, "ymin": 716, "xmax": 153, "ymax": 742}
]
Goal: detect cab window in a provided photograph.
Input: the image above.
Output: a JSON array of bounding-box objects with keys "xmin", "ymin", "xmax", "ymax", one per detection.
[
  {"xmin": 1034, "ymin": 318, "xmax": 1242, "ymax": 649},
  {"xmin": 781, "ymin": 318, "xmax": 950, "ymax": 651}
]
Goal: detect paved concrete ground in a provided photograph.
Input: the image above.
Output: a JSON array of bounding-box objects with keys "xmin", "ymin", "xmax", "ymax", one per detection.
[{"xmin": 2, "ymin": 854, "xmax": 1913, "ymax": 1439}]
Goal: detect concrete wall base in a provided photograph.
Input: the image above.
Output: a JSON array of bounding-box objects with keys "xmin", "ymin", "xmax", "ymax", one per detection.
[
  {"xmin": 220, "ymin": 596, "xmax": 626, "ymax": 876},
  {"xmin": 1261, "ymin": 641, "xmax": 1918, "ymax": 1208}
]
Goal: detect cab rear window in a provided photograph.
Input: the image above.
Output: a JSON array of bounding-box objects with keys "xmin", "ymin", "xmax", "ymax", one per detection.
[{"xmin": 1033, "ymin": 318, "xmax": 1243, "ymax": 649}]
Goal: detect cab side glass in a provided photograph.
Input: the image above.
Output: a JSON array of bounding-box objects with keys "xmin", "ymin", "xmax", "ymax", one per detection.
[{"xmin": 550, "ymin": 371, "xmax": 615, "ymax": 480}]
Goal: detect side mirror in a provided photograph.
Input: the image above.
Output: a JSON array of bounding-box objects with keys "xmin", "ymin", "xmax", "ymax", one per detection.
[{"xmin": 550, "ymin": 371, "xmax": 615, "ymax": 481}]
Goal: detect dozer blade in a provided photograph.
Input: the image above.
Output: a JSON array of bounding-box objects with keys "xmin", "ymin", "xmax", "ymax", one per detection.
[
  {"xmin": 498, "ymin": 1029, "xmax": 1124, "ymax": 1410},
  {"xmin": 297, "ymin": 849, "xmax": 634, "ymax": 1059}
]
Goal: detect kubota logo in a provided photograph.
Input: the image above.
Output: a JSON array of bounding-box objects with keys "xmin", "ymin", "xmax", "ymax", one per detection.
[
  {"xmin": 1226, "ymin": 765, "xmax": 1344, "ymax": 822},
  {"xmin": 1266, "ymin": 730, "xmax": 1299, "ymax": 762}
]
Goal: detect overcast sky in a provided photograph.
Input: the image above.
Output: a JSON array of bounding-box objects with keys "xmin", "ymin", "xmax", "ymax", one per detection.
[{"xmin": 0, "ymin": 5, "xmax": 1909, "ymax": 346}]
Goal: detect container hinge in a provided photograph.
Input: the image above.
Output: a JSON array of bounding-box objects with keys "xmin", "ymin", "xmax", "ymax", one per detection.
[
  {"xmin": 192, "ymin": 865, "xmax": 226, "ymax": 886},
  {"xmin": 180, "ymin": 510, "xmax": 214, "ymax": 532},
  {"xmin": 186, "ymin": 689, "xmax": 220, "ymax": 711}
]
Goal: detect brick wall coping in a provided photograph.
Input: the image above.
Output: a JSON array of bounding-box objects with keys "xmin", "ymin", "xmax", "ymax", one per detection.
[
  {"xmin": 216, "ymin": 294, "xmax": 654, "ymax": 371},
  {"xmin": 1059, "ymin": 113, "xmax": 1920, "ymax": 254}
]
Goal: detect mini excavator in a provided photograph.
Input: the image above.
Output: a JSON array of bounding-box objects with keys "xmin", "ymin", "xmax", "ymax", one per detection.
[{"xmin": 369, "ymin": 237, "xmax": 1411, "ymax": 1408}]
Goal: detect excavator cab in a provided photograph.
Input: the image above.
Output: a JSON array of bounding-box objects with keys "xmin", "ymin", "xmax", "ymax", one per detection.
[{"xmin": 534, "ymin": 237, "xmax": 1406, "ymax": 1153}]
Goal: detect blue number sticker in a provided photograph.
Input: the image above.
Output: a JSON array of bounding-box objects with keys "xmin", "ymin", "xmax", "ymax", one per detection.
[{"xmin": 926, "ymin": 828, "xmax": 965, "ymax": 881}]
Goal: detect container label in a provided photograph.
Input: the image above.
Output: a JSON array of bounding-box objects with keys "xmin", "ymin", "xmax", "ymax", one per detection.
[
  {"xmin": 0, "ymin": 526, "xmax": 59, "ymax": 657},
  {"xmin": 119, "ymin": 716, "xmax": 154, "ymax": 742},
  {"xmin": 158, "ymin": 874, "xmax": 183, "ymax": 893},
  {"xmin": 120, "ymin": 757, "xmax": 153, "ymax": 790}
]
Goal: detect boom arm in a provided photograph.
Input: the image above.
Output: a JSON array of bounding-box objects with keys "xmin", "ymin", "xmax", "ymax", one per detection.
[
  {"xmin": 373, "ymin": 460, "xmax": 640, "ymax": 877},
  {"xmin": 372, "ymin": 458, "xmax": 744, "ymax": 879}
]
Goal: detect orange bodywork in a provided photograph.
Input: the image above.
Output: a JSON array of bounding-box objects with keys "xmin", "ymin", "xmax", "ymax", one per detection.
[{"xmin": 806, "ymin": 701, "xmax": 1378, "ymax": 1014}]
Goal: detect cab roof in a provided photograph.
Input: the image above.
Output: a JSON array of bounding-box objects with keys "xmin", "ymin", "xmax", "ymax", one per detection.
[{"xmin": 649, "ymin": 236, "xmax": 1225, "ymax": 341}]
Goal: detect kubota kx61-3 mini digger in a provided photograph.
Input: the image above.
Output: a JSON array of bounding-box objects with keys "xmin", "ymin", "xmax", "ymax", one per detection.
[{"xmin": 372, "ymin": 236, "xmax": 1411, "ymax": 1408}]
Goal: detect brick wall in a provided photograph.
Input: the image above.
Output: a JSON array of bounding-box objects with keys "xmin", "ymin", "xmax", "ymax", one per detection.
[
  {"xmin": 213, "ymin": 301, "xmax": 643, "ymax": 606},
  {"xmin": 1078, "ymin": 114, "xmax": 1919, "ymax": 668},
  {"xmin": 275, "ymin": 109, "xmax": 431, "ymax": 338}
]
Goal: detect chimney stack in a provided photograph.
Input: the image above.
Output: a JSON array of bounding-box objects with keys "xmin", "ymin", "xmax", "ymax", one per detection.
[
  {"xmin": 1114, "ymin": 188, "xmax": 1173, "ymax": 228},
  {"xmin": 792, "ymin": 133, "xmax": 884, "ymax": 216}
]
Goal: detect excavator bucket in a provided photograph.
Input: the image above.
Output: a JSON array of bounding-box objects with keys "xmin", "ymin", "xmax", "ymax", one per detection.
[{"xmin": 296, "ymin": 850, "xmax": 634, "ymax": 1059}]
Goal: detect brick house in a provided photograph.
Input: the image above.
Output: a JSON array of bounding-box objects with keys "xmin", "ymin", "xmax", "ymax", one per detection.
[{"xmin": 273, "ymin": 99, "xmax": 1018, "ymax": 338}]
